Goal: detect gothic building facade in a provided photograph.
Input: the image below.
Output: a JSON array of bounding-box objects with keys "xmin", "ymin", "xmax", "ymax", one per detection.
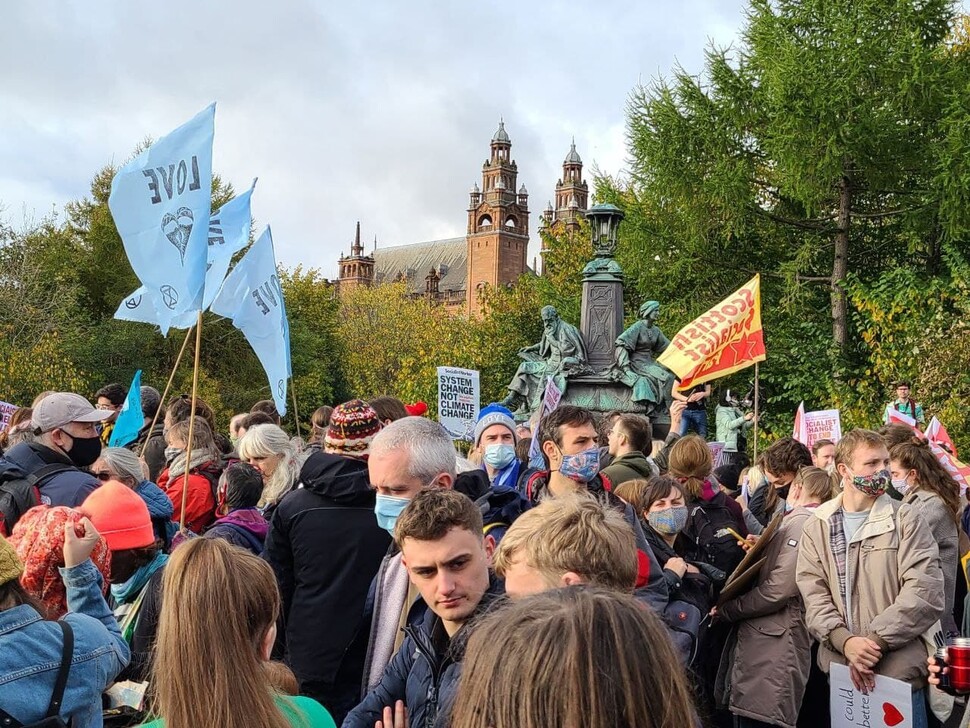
[{"xmin": 336, "ymin": 121, "xmax": 588, "ymax": 315}]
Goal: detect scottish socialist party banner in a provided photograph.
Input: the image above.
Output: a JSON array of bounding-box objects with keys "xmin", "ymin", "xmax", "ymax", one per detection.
[
  {"xmin": 108, "ymin": 104, "xmax": 215, "ymax": 334},
  {"xmin": 116, "ymin": 178, "xmax": 256, "ymax": 330},
  {"xmin": 210, "ymin": 226, "xmax": 290, "ymax": 416},
  {"xmin": 657, "ymin": 275, "xmax": 766, "ymax": 390}
]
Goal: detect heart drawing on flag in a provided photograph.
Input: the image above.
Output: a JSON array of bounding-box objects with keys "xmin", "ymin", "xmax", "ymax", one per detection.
[
  {"xmin": 162, "ymin": 207, "xmax": 195, "ymax": 263},
  {"xmin": 882, "ymin": 702, "xmax": 904, "ymax": 727}
]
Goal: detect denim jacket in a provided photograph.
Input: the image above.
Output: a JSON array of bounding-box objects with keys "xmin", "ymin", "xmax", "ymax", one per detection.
[{"xmin": 0, "ymin": 560, "xmax": 131, "ymax": 727}]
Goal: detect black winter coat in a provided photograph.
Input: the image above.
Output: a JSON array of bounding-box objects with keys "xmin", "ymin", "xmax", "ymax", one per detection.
[{"xmin": 264, "ymin": 452, "xmax": 391, "ymax": 705}]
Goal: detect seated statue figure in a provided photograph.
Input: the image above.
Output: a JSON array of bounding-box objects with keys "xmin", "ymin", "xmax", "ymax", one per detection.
[
  {"xmin": 609, "ymin": 300, "xmax": 674, "ymax": 417},
  {"xmin": 501, "ymin": 305, "xmax": 589, "ymax": 415}
]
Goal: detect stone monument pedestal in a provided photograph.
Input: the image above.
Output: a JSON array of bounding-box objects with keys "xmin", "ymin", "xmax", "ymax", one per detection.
[{"xmin": 561, "ymin": 374, "xmax": 671, "ymax": 440}]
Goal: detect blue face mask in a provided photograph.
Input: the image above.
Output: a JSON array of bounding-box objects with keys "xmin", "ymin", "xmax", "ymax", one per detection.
[
  {"xmin": 558, "ymin": 447, "xmax": 601, "ymax": 483},
  {"xmin": 374, "ymin": 493, "xmax": 411, "ymax": 534},
  {"xmin": 483, "ymin": 443, "xmax": 516, "ymax": 470}
]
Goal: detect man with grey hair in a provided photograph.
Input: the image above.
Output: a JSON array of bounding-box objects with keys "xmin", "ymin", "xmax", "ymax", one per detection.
[
  {"xmin": 126, "ymin": 385, "xmax": 167, "ymax": 481},
  {"xmin": 0, "ymin": 392, "xmax": 112, "ymax": 508},
  {"xmin": 359, "ymin": 415, "xmax": 529, "ymax": 698}
]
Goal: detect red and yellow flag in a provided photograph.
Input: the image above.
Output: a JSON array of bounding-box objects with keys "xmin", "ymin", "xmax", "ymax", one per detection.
[{"xmin": 658, "ymin": 274, "xmax": 766, "ymax": 391}]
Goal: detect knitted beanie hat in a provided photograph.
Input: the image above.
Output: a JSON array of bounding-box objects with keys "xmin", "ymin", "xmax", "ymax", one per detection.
[
  {"xmin": 0, "ymin": 534, "xmax": 23, "ymax": 587},
  {"xmin": 474, "ymin": 403, "xmax": 518, "ymax": 448},
  {"xmin": 80, "ymin": 481, "xmax": 156, "ymax": 552},
  {"xmin": 325, "ymin": 399, "xmax": 382, "ymax": 460}
]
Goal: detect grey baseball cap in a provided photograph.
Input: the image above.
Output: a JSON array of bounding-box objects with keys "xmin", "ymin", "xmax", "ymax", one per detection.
[{"xmin": 31, "ymin": 392, "xmax": 113, "ymax": 434}]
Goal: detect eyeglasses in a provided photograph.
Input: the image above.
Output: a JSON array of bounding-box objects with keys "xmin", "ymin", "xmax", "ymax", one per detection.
[{"xmin": 94, "ymin": 471, "xmax": 113, "ymax": 482}]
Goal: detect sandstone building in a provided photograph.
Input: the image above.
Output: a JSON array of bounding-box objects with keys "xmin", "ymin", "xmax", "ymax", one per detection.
[{"xmin": 337, "ymin": 121, "xmax": 588, "ymax": 315}]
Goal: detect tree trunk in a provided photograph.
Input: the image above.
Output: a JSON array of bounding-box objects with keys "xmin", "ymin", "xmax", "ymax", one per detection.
[{"xmin": 831, "ymin": 175, "xmax": 851, "ymax": 351}]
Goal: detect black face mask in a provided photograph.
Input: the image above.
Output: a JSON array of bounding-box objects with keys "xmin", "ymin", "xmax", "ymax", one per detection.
[
  {"xmin": 775, "ymin": 483, "xmax": 792, "ymax": 501},
  {"xmin": 65, "ymin": 434, "xmax": 102, "ymax": 468}
]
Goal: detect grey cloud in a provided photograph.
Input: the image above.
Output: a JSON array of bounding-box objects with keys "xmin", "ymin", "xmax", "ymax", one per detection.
[{"xmin": 1, "ymin": 0, "xmax": 746, "ymax": 277}]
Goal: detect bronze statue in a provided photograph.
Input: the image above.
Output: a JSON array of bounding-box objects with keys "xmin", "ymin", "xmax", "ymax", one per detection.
[
  {"xmin": 609, "ymin": 301, "xmax": 674, "ymax": 416},
  {"xmin": 501, "ymin": 305, "xmax": 589, "ymax": 414}
]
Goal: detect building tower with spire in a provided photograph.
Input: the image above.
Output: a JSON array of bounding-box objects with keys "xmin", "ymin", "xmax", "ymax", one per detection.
[
  {"xmin": 337, "ymin": 221, "xmax": 375, "ymax": 294},
  {"xmin": 539, "ymin": 139, "xmax": 588, "ymax": 275},
  {"xmin": 466, "ymin": 120, "xmax": 530, "ymax": 315}
]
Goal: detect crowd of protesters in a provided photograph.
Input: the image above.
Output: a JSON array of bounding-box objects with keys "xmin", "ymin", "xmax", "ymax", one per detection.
[{"xmin": 0, "ymin": 379, "xmax": 967, "ymax": 728}]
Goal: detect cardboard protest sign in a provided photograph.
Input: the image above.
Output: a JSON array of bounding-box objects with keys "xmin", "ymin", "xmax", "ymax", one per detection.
[
  {"xmin": 437, "ymin": 367, "xmax": 480, "ymax": 440},
  {"xmin": 717, "ymin": 510, "xmax": 784, "ymax": 606},
  {"xmin": 829, "ymin": 663, "xmax": 912, "ymax": 728}
]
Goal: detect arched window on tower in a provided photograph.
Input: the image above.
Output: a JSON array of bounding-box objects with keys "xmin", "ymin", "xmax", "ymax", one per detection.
[
  {"xmin": 478, "ymin": 214, "xmax": 493, "ymax": 229},
  {"xmin": 505, "ymin": 216, "xmax": 517, "ymax": 229}
]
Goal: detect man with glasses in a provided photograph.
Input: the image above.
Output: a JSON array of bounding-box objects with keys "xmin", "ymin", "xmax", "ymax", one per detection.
[
  {"xmin": 0, "ymin": 392, "xmax": 112, "ymax": 510},
  {"xmin": 94, "ymin": 382, "xmax": 127, "ymax": 446}
]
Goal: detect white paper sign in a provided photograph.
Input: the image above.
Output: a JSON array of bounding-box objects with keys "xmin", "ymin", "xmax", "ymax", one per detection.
[
  {"xmin": 805, "ymin": 408, "xmax": 843, "ymax": 447},
  {"xmin": 829, "ymin": 663, "xmax": 912, "ymax": 728},
  {"xmin": 436, "ymin": 366, "xmax": 480, "ymax": 440}
]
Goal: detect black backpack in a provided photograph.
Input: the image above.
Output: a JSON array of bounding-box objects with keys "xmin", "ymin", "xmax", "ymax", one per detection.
[
  {"xmin": 0, "ymin": 620, "xmax": 74, "ymax": 726},
  {"xmin": 683, "ymin": 498, "xmax": 746, "ymax": 581},
  {"xmin": 0, "ymin": 463, "xmax": 73, "ymax": 538}
]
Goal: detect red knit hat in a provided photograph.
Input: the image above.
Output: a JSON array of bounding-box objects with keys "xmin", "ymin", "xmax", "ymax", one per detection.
[{"xmin": 80, "ymin": 481, "xmax": 156, "ymax": 551}]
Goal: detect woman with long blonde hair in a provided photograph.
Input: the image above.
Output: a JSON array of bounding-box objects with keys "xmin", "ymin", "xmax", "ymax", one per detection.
[
  {"xmin": 142, "ymin": 538, "xmax": 334, "ymax": 728},
  {"xmin": 238, "ymin": 424, "xmax": 303, "ymax": 518},
  {"xmin": 450, "ymin": 586, "xmax": 697, "ymax": 728}
]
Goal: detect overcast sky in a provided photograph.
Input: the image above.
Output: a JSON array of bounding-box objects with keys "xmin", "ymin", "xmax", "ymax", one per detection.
[{"xmin": 1, "ymin": 1, "xmax": 748, "ymax": 278}]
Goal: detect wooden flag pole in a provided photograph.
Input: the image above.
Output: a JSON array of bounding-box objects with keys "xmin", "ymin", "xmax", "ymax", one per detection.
[
  {"xmin": 753, "ymin": 362, "xmax": 761, "ymax": 463},
  {"xmin": 179, "ymin": 312, "xmax": 204, "ymax": 532},
  {"xmin": 140, "ymin": 325, "xmax": 194, "ymax": 458},
  {"xmin": 290, "ymin": 377, "xmax": 301, "ymax": 440}
]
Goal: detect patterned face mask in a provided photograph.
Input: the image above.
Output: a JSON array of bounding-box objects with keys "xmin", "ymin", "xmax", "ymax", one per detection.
[
  {"xmin": 558, "ymin": 447, "xmax": 601, "ymax": 483},
  {"xmin": 647, "ymin": 505, "xmax": 689, "ymax": 535},
  {"xmin": 847, "ymin": 468, "xmax": 891, "ymax": 497}
]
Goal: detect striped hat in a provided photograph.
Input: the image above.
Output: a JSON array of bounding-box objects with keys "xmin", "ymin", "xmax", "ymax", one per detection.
[{"xmin": 325, "ymin": 399, "xmax": 382, "ymax": 460}]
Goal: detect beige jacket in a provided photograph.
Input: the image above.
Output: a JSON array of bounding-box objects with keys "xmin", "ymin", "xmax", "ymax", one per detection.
[
  {"xmin": 718, "ymin": 508, "xmax": 813, "ymax": 728},
  {"xmin": 797, "ymin": 493, "xmax": 944, "ymax": 688}
]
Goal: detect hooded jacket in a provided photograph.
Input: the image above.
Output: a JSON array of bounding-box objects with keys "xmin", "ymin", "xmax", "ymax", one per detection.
[
  {"xmin": 599, "ymin": 450, "xmax": 657, "ymax": 486},
  {"xmin": 344, "ymin": 577, "xmax": 503, "ymax": 728},
  {"xmin": 264, "ymin": 451, "xmax": 391, "ymax": 718},
  {"xmin": 796, "ymin": 493, "xmax": 944, "ymax": 687},
  {"xmin": 1, "ymin": 442, "xmax": 100, "ymax": 508},
  {"xmin": 205, "ymin": 507, "xmax": 269, "ymax": 555}
]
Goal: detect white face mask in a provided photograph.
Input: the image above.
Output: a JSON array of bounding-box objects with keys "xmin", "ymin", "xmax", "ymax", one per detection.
[{"xmin": 891, "ymin": 478, "xmax": 910, "ymax": 495}]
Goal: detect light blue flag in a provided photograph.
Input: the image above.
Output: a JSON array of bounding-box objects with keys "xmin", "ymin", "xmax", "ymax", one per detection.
[
  {"xmin": 108, "ymin": 370, "xmax": 143, "ymax": 448},
  {"xmin": 210, "ymin": 226, "xmax": 290, "ymax": 416},
  {"xmin": 114, "ymin": 178, "xmax": 256, "ymax": 330},
  {"xmin": 109, "ymin": 103, "xmax": 215, "ymax": 334}
]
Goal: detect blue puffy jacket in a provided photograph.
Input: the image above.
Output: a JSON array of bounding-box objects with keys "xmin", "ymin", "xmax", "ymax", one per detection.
[{"xmin": 0, "ymin": 560, "xmax": 130, "ymax": 726}]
